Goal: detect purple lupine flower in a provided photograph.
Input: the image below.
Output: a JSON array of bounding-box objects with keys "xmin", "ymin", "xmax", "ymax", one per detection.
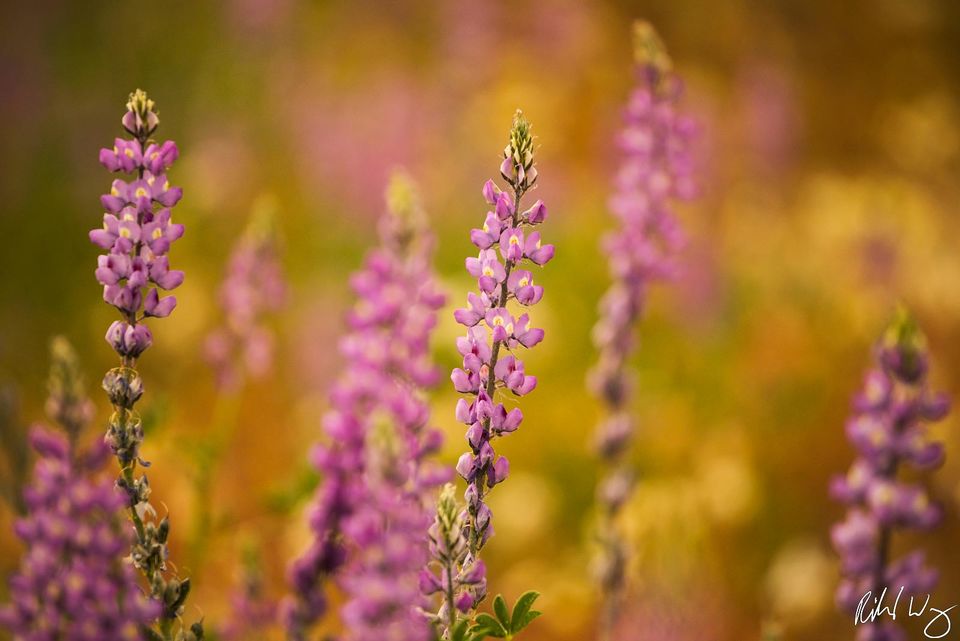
[
  {"xmin": 0, "ymin": 338, "xmax": 159, "ymax": 641},
  {"xmin": 204, "ymin": 199, "xmax": 286, "ymax": 391},
  {"xmin": 283, "ymin": 173, "xmax": 446, "ymax": 641},
  {"xmin": 92, "ymin": 92, "xmax": 184, "ymax": 358},
  {"xmin": 831, "ymin": 309, "xmax": 950, "ymax": 641},
  {"xmin": 91, "ymin": 90, "xmax": 201, "ymax": 639},
  {"xmin": 339, "ymin": 413, "xmax": 444, "ymax": 641},
  {"xmin": 588, "ymin": 22, "xmax": 697, "ymax": 638},
  {"xmin": 443, "ymin": 110, "xmax": 553, "ymax": 622}
]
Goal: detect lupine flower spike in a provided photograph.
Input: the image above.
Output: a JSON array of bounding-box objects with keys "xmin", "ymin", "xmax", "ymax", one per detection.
[
  {"xmin": 283, "ymin": 172, "xmax": 446, "ymax": 641},
  {"xmin": 204, "ymin": 196, "xmax": 287, "ymax": 392},
  {"xmin": 831, "ymin": 308, "xmax": 950, "ymax": 641},
  {"xmin": 189, "ymin": 199, "xmax": 286, "ymax": 575},
  {"xmin": 588, "ymin": 21, "xmax": 697, "ymax": 639},
  {"xmin": 0, "ymin": 338, "xmax": 159, "ymax": 640},
  {"xmin": 424, "ymin": 111, "xmax": 552, "ymax": 638},
  {"xmin": 90, "ymin": 90, "xmax": 202, "ymax": 641}
]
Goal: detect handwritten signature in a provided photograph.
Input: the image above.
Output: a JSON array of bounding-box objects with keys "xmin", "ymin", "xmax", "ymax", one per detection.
[{"xmin": 856, "ymin": 587, "xmax": 957, "ymax": 639}]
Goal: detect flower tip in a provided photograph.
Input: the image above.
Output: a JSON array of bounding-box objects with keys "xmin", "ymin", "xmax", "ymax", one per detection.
[{"xmin": 632, "ymin": 20, "xmax": 672, "ymax": 74}]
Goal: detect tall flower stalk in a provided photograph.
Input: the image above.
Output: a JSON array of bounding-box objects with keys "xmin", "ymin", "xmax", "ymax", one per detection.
[
  {"xmin": 283, "ymin": 172, "xmax": 446, "ymax": 641},
  {"xmin": 830, "ymin": 308, "xmax": 949, "ymax": 641},
  {"xmin": 588, "ymin": 22, "xmax": 697, "ymax": 639},
  {"xmin": 204, "ymin": 199, "xmax": 287, "ymax": 392},
  {"xmin": 189, "ymin": 201, "xmax": 286, "ymax": 575},
  {"xmin": 427, "ymin": 111, "xmax": 552, "ymax": 636},
  {"xmin": 0, "ymin": 338, "xmax": 159, "ymax": 640},
  {"xmin": 89, "ymin": 90, "xmax": 201, "ymax": 641}
]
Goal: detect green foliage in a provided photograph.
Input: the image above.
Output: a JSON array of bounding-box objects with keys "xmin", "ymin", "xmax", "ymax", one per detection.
[
  {"xmin": 449, "ymin": 618, "xmax": 472, "ymax": 641},
  {"xmin": 468, "ymin": 591, "xmax": 542, "ymax": 640}
]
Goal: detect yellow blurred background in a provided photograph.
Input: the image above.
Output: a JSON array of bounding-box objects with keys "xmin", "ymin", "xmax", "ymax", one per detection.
[{"xmin": 1, "ymin": 1, "xmax": 959, "ymax": 640}]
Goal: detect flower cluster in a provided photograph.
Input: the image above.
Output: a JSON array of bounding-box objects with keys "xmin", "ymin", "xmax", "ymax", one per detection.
[
  {"xmin": 44, "ymin": 337, "xmax": 96, "ymax": 439},
  {"xmin": 204, "ymin": 199, "xmax": 286, "ymax": 391},
  {"xmin": 340, "ymin": 415, "xmax": 444, "ymax": 641},
  {"xmin": 420, "ymin": 484, "xmax": 486, "ymax": 632},
  {"xmin": 0, "ymin": 339, "xmax": 158, "ymax": 641},
  {"xmin": 91, "ymin": 89, "xmax": 184, "ymax": 363},
  {"xmin": 0, "ymin": 428, "xmax": 160, "ymax": 641},
  {"xmin": 588, "ymin": 21, "xmax": 697, "ymax": 636},
  {"xmin": 284, "ymin": 173, "xmax": 446, "ymax": 641},
  {"xmin": 448, "ymin": 110, "xmax": 553, "ymax": 614},
  {"xmin": 91, "ymin": 90, "xmax": 200, "ymax": 640},
  {"xmin": 831, "ymin": 309, "xmax": 949, "ymax": 641}
]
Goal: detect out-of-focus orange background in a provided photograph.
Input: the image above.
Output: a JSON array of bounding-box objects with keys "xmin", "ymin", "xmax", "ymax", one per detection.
[{"xmin": 2, "ymin": 1, "xmax": 960, "ymax": 640}]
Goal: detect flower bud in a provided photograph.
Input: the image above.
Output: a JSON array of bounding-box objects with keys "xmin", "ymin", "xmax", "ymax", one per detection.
[
  {"xmin": 102, "ymin": 367, "xmax": 144, "ymax": 407},
  {"xmin": 105, "ymin": 321, "xmax": 153, "ymax": 359},
  {"xmin": 122, "ymin": 89, "xmax": 159, "ymax": 138}
]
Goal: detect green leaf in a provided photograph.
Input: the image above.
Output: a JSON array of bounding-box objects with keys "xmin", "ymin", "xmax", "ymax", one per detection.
[
  {"xmin": 515, "ymin": 610, "xmax": 542, "ymax": 632},
  {"xmin": 466, "ymin": 630, "xmax": 486, "ymax": 641},
  {"xmin": 510, "ymin": 591, "xmax": 540, "ymax": 632},
  {"xmin": 451, "ymin": 619, "xmax": 471, "ymax": 641},
  {"xmin": 473, "ymin": 613, "xmax": 507, "ymax": 638},
  {"xmin": 493, "ymin": 595, "xmax": 510, "ymax": 628}
]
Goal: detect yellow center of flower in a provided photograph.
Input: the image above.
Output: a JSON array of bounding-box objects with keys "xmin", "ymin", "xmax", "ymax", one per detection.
[
  {"xmin": 849, "ymin": 466, "xmax": 866, "ymax": 487},
  {"xmin": 874, "ymin": 486, "xmax": 894, "ymax": 505},
  {"xmin": 482, "ymin": 222, "xmax": 490, "ymax": 232},
  {"xmin": 163, "ymin": 180, "xmax": 170, "ymax": 191},
  {"xmin": 49, "ymin": 520, "xmax": 65, "ymax": 538},
  {"xmin": 152, "ymin": 228, "xmax": 163, "ymax": 240},
  {"xmin": 66, "ymin": 573, "xmax": 84, "ymax": 592},
  {"xmin": 75, "ymin": 526, "xmax": 91, "ymax": 547},
  {"xmin": 482, "ymin": 266, "xmax": 494, "ymax": 277},
  {"xmin": 519, "ymin": 277, "xmax": 529, "ymax": 287},
  {"xmin": 510, "ymin": 235, "xmax": 520, "ymax": 245},
  {"xmin": 113, "ymin": 145, "xmax": 119, "ymax": 153},
  {"xmin": 111, "ymin": 186, "xmax": 120, "ymax": 197},
  {"xmin": 868, "ymin": 427, "xmax": 887, "ymax": 447},
  {"xmin": 151, "ymin": 152, "xmax": 159, "ymax": 160},
  {"xmin": 124, "ymin": 148, "xmax": 135, "ymax": 158},
  {"xmin": 119, "ymin": 227, "xmax": 132, "ymax": 239},
  {"xmin": 135, "ymin": 187, "xmax": 148, "ymax": 198}
]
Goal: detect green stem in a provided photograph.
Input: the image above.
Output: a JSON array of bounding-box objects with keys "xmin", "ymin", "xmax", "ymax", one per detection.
[
  {"xmin": 187, "ymin": 390, "xmax": 241, "ymax": 577},
  {"xmin": 444, "ymin": 561, "xmax": 458, "ymax": 636}
]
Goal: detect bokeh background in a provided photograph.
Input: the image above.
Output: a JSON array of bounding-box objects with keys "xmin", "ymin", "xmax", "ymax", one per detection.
[{"xmin": 2, "ymin": 1, "xmax": 960, "ymax": 640}]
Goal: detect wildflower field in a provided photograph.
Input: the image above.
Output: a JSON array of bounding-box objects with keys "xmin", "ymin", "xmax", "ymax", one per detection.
[{"xmin": 1, "ymin": 2, "xmax": 960, "ymax": 641}]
